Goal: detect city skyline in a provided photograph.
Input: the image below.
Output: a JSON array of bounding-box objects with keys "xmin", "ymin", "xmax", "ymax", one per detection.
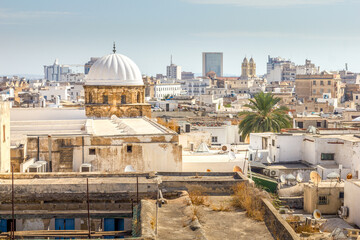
[{"xmin": 1, "ymin": 0, "xmax": 359, "ymax": 76}]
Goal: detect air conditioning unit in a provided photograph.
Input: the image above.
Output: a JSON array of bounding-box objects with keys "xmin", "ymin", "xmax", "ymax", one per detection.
[
  {"xmin": 80, "ymin": 163, "xmax": 92, "ymax": 172},
  {"xmin": 221, "ymin": 144, "xmax": 231, "ymax": 152},
  {"xmin": 338, "ymin": 206, "xmax": 349, "ymax": 218},
  {"xmin": 263, "ymin": 169, "xmax": 270, "ymax": 176},
  {"xmin": 269, "ymin": 170, "xmax": 279, "ymax": 177},
  {"xmin": 27, "ymin": 163, "xmax": 42, "ymax": 173}
]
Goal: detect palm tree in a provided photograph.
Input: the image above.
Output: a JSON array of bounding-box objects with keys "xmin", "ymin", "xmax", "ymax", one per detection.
[{"xmin": 238, "ymin": 92, "xmax": 292, "ymax": 140}]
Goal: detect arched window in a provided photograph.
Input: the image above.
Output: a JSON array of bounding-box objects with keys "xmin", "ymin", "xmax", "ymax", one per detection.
[
  {"xmin": 121, "ymin": 95, "xmax": 126, "ymax": 104},
  {"xmin": 89, "ymin": 93, "xmax": 93, "ymax": 104}
]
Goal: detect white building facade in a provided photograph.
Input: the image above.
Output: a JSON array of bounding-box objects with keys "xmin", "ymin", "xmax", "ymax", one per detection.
[{"xmin": 154, "ymin": 83, "xmax": 182, "ymax": 100}]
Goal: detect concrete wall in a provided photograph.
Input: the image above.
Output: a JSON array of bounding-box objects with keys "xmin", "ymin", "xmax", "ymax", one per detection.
[
  {"xmin": 269, "ymin": 134, "xmax": 302, "ymax": 162},
  {"xmin": 303, "ymin": 183, "xmax": 344, "ymax": 214},
  {"xmin": 0, "ymin": 102, "xmax": 10, "ymax": 172},
  {"xmin": 344, "ymin": 180, "xmax": 360, "ymax": 227}
]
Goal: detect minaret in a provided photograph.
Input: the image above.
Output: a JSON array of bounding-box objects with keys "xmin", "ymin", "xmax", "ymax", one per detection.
[
  {"xmin": 249, "ymin": 57, "xmax": 256, "ymax": 78},
  {"xmin": 241, "ymin": 57, "xmax": 249, "ymax": 79}
]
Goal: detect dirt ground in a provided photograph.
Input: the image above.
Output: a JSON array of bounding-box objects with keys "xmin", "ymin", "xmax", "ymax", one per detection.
[{"xmin": 157, "ymin": 195, "xmax": 274, "ymax": 240}]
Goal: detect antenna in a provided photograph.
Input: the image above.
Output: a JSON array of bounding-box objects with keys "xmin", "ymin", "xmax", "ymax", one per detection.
[
  {"xmin": 170, "ymin": 54, "xmax": 173, "ymax": 65},
  {"xmin": 345, "ymin": 63, "xmax": 348, "ymax": 71}
]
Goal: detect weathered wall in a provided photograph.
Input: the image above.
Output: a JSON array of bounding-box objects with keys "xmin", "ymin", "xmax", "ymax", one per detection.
[
  {"xmin": 25, "ymin": 133, "xmax": 182, "ymax": 173},
  {"xmin": 262, "ymin": 198, "xmax": 300, "ymax": 240},
  {"xmin": 0, "ymin": 102, "xmax": 10, "ymax": 172},
  {"xmin": 179, "ymin": 131, "xmax": 211, "ymax": 151}
]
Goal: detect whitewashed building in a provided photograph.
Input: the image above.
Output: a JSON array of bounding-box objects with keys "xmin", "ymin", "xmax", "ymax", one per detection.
[{"xmin": 154, "ymin": 83, "xmax": 181, "ymax": 100}]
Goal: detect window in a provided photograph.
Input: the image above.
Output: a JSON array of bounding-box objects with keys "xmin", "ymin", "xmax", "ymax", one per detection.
[
  {"xmin": 316, "ymin": 122, "xmax": 321, "ymax": 127},
  {"xmin": 318, "ymin": 196, "xmax": 328, "ymax": 205},
  {"xmin": 137, "ymin": 92, "xmax": 141, "ymax": 103},
  {"xmin": 103, "ymin": 94, "xmax": 108, "ymax": 104},
  {"xmin": 212, "ymin": 136, "xmax": 218, "ymax": 142},
  {"xmin": 121, "ymin": 95, "xmax": 126, "ymax": 104},
  {"xmin": 356, "ymin": 96, "xmax": 359, "ymax": 100},
  {"xmin": 313, "ymin": 90, "xmax": 316, "ymax": 94},
  {"xmin": 89, "ymin": 148, "xmax": 96, "ymax": 155},
  {"xmin": 272, "ymin": 140, "xmax": 275, "ymax": 146},
  {"xmin": 339, "ymin": 192, "xmax": 344, "ymax": 199},
  {"xmin": 320, "ymin": 81, "xmax": 324, "ymax": 86},
  {"xmin": 127, "ymin": 145, "xmax": 132, "ymax": 153},
  {"xmin": 321, "ymin": 153, "xmax": 334, "ymax": 160},
  {"xmin": 313, "ymin": 80, "xmax": 316, "ymax": 85},
  {"xmin": 328, "ymin": 81, "xmax": 331, "ymax": 85},
  {"xmin": 298, "ymin": 122, "xmax": 304, "ymax": 128}
]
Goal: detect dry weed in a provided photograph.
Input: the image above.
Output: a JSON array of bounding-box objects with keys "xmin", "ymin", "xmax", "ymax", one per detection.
[
  {"xmin": 231, "ymin": 182, "xmax": 270, "ymax": 221},
  {"xmin": 211, "ymin": 202, "xmax": 230, "ymax": 212},
  {"xmin": 188, "ymin": 189, "xmax": 209, "ymax": 206},
  {"xmin": 191, "ymin": 206, "xmax": 203, "ymax": 221}
]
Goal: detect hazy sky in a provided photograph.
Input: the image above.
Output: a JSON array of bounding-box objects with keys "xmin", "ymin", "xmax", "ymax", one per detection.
[{"xmin": 1, "ymin": 0, "xmax": 360, "ymax": 77}]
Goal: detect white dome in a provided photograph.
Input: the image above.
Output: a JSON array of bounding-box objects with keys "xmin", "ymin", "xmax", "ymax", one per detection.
[{"xmin": 85, "ymin": 53, "xmax": 143, "ymax": 86}]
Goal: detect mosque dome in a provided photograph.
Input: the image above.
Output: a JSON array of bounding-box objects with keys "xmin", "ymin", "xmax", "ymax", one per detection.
[{"xmin": 85, "ymin": 48, "xmax": 143, "ymax": 86}]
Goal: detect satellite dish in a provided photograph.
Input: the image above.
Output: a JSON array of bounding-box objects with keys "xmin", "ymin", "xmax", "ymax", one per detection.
[
  {"xmin": 206, "ymin": 169, "xmax": 211, "ymax": 172},
  {"xmin": 124, "ymin": 165, "xmax": 136, "ymax": 172},
  {"xmin": 286, "ymin": 174, "xmax": 296, "ymax": 181},
  {"xmin": 233, "ymin": 166, "xmax": 243, "ymax": 173},
  {"xmin": 228, "ymin": 151, "xmax": 236, "ymax": 161},
  {"xmin": 347, "ymin": 173, "xmax": 353, "ymax": 179},
  {"xmin": 296, "ymin": 172, "xmax": 304, "ymax": 183},
  {"xmin": 327, "ymin": 172, "xmax": 340, "ymax": 180},
  {"xmin": 280, "ymin": 174, "xmax": 286, "ymax": 184},
  {"xmin": 310, "ymin": 171, "xmax": 322, "ymax": 184},
  {"xmin": 313, "ymin": 209, "xmax": 322, "ymax": 220},
  {"xmin": 221, "ymin": 145, "xmax": 228, "ymax": 151}
]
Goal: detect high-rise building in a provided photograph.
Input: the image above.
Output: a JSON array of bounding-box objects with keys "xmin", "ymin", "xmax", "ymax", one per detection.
[
  {"xmin": 84, "ymin": 57, "xmax": 100, "ymax": 74},
  {"xmin": 44, "ymin": 59, "xmax": 71, "ymax": 81},
  {"xmin": 166, "ymin": 56, "xmax": 181, "ymax": 80},
  {"xmin": 202, "ymin": 52, "xmax": 223, "ymax": 77}
]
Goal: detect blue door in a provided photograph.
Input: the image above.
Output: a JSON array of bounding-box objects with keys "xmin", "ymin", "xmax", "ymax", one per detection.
[
  {"xmin": 104, "ymin": 218, "xmax": 124, "ymax": 239},
  {"xmin": 55, "ymin": 218, "xmax": 74, "ymax": 230},
  {"xmin": 55, "ymin": 218, "xmax": 75, "ymax": 239},
  {"xmin": 0, "ymin": 219, "xmax": 7, "ymax": 232}
]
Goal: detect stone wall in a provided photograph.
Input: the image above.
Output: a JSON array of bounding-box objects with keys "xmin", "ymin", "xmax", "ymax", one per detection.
[
  {"xmin": 84, "ymin": 85, "xmax": 151, "ymax": 118},
  {"xmin": 262, "ymin": 198, "xmax": 300, "ymax": 240}
]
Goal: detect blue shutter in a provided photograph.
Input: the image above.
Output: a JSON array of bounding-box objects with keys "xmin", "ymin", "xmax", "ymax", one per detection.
[
  {"xmin": 65, "ymin": 219, "xmax": 74, "ymax": 230},
  {"xmin": 0, "ymin": 220, "xmax": 7, "ymax": 232}
]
